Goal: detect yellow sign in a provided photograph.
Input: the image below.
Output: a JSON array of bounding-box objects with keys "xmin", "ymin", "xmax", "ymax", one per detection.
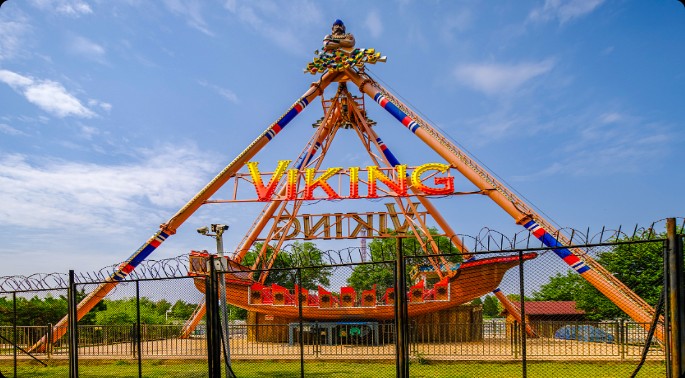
[{"xmin": 247, "ymin": 160, "xmax": 454, "ymax": 201}]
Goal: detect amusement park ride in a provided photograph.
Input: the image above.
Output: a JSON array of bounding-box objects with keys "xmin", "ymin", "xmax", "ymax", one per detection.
[{"xmin": 32, "ymin": 19, "xmax": 662, "ymax": 350}]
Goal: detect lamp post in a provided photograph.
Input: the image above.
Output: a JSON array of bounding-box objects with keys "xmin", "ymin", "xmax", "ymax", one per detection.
[{"xmin": 198, "ymin": 224, "xmax": 233, "ymax": 378}]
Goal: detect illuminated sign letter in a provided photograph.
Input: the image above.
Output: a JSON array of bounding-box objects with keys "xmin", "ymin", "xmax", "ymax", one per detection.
[
  {"xmin": 410, "ymin": 163, "xmax": 454, "ymax": 195},
  {"xmin": 367, "ymin": 165, "xmax": 407, "ymax": 198},
  {"xmin": 286, "ymin": 168, "xmax": 299, "ymax": 200},
  {"xmin": 248, "ymin": 160, "xmax": 291, "ymax": 201},
  {"xmin": 304, "ymin": 167, "xmax": 342, "ymax": 200},
  {"xmin": 349, "ymin": 167, "xmax": 360, "ymax": 199}
]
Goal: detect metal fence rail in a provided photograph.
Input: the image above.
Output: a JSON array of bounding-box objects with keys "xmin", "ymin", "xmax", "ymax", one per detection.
[{"xmin": 0, "ymin": 320, "xmax": 665, "ymax": 360}]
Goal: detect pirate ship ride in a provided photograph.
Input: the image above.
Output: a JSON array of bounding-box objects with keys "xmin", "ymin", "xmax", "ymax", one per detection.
[
  {"xmin": 32, "ymin": 19, "xmax": 663, "ymax": 351},
  {"xmin": 186, "ymin": 251, "xmax": 537, "ymax": 322},
  {"xmin": 174, "ymin": 19, "xmax": 541, "ymax": 331}
]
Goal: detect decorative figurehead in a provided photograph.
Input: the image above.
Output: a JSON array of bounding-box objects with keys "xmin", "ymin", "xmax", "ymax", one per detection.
[
  {"xmin": 332, "ymin": 19, "xmax": 346, "ymax": 36},
  {"xmin": 323, "ymin": 19, "xmax": 355, "ymax": 51},
  {"xmin": 305, "ymin": 19, "xmax": 385, "ymax": 74}
]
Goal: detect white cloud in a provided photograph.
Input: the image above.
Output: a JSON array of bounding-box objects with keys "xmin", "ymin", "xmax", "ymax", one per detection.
[
  {"xmin": 198, "ymin": 80, "xmax": 239, "ymax": 104},
  {"xmin": 68, "ymin": 35, "xmax": 107, "ymax": 63},
  {"xmin": 440, "ymin": 9, "xmax": 473, "ymax": 41},
  {"xmin": 514, "ymin": 110, "xmax": 672, "ymax": 179},
  {"xmin": 223, "ymin": 0, "xmax": 324, "ymax": 53},
  {"xmin": 29, "ymin": 0, "xmax": 93, "ymax": 16},
  {"xmin": 0, "ymin": 145, "xmax": 218, "ymax": 232},
  {"xmin": 529, "ymin": 0, "xmax": 605, "ymax": 24},
  {"xmin": 0, "ymin": 123, "xmax": 27, "ymax": 136},
  {"xmin": 453, "ymin": 59, "xmax": 555, "ymax": 95},
  {"xmin": 599, "ymin": 112, "xmax": 622, "ymax": 124},
  {"xmin": 0, "ymin": 69, "xmax": 96, "ymax": 118},
  {"xmin": 365, "ymin": 11, "xmax": 383, "ymax": 39},
  {"xmin": 163, "ymin": 0, "xmax": 214, "ymax": 36},
  {"xmin": 223, "ymin": 0, "xmax": 237, "ymax": 13},
  {"xmin": 0, "ymin": 11, "xmax": 32, "ymax": 61},
  {"xmin": 88, "ymin": 99, "xmax": 113, "ymax": 112}
]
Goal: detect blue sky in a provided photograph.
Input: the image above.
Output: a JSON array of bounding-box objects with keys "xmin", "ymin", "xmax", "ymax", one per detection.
[{"xmin": 0, "ymin": 0, "xmax": 684, "ymax": 277}]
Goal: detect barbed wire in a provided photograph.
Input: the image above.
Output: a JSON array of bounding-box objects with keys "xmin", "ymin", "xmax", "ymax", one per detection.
[{"xmin": 1, "ymin": 218, "xmax": 681, "ymax": 292}]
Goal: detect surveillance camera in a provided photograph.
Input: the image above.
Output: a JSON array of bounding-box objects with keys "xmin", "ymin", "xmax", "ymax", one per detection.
[
  {"xmin": 197, "ymin": 226, "xmax": 209, "ymax": 235},
  {"xmin": 211, "ymin": 224, "xmax": 229, "ymax": 233}
]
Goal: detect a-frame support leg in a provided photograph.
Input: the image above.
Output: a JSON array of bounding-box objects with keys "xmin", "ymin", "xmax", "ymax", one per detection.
[
  {"xmin": 347, "ymin": 68, "xmax": 662, "ymax": 341},
  {"xmin": 493, "ymin": 288, "xmax": 538, "ymax": 338},
  {"xmin": 31, "ymin": 71, "xmax": 340, "ymax": 352}
]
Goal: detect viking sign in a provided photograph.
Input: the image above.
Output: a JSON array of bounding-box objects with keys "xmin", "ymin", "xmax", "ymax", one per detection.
[
  {"xmin": 257, "ymin": 203, "xmax": 430, "ymax": 241},
  {"xmin": 247, "ymin": 160, "xmax": 455, "ymax": 201}
]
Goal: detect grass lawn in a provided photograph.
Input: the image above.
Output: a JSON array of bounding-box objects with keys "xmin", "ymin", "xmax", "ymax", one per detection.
[{"xmin": 0, "ymin": 360, "xmax": 665, "ymax": 377}]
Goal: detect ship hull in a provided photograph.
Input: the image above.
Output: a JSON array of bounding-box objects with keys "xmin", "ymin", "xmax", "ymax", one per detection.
[{"xmin": 193, "ymin": 253, "xmax": 536, "ymax": 321}]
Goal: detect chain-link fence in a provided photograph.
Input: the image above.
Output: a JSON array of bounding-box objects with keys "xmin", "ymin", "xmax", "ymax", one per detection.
[{"xmin": 0, "ymin": 228, "xmax": 681, "ymax": 377}]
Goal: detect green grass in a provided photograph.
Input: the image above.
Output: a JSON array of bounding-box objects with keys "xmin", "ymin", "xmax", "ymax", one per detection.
[{"xmin": 0, "ymin": 360, "xmax": 666, "ymax": 377}]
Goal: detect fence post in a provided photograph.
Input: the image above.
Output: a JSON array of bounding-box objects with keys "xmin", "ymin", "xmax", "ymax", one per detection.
[
  {"xmin": 518, "ymin": 250, "xmax": 527, "ymax": 378},
  {"xmin": 206, "ymin": 257, "xmax": 215, "ymax": 377},
  {"xmin": 47, "ymin": 323, "xmax": 53, "ymax": 359},
  {"xmin": 13, "ymin": 292, "xmax": 17, "ymax": 378},
  {"xmin": 297, "ymin": 268, "xmax": 304, "ymax": 378},
  {"xmin": 68, "ymin": 270, "xmax": 78, "ymax": 378},
  {"xmin": 131, "ymin": 324, "xmax": 136, "ymax": 358},
  {"xmin": 667, "ymin": 218, "xmax": 685, "ymax": 378},
  {"xmin": 314, "ymin": 321, "xmax": 319, "ymax": 359},
  {"xmin": 206, "ymin": 255, "xmax": 221, "ymax": 378},
  {"xmin": 136, "ymin": 280, "xmax": 142, "ymax": 378},
  {"xmin": 394, "ymin": 237, "xmax": 409, "ymax": 378},
  {"xmin": 512, "ymin": 321, "xmax": 519, "ymax": 359},
  {"xmin": 619, "ymin": 319, "xmax": 625, "ymax": 361}
]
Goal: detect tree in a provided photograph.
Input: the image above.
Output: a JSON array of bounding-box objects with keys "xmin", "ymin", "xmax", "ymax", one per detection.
[
  {"xmin": 0, "ymin": 290, "xmax": 105, "ymax": 326},
  {"xmin": 533, "ymin": 234, "xmax": 665, "ymax": 320},
  {"xmin": 241, "ymin": 241, "xmax": 333, "ymax": 290},
  {"xmin": 94, "ymin": 297, "xmax": 175, "ymax": 325},
  {"xmin": 482, "ymin": 295, "xmax": 500, "ymax": 317},
  {"xmin": 170, "ymin": 300, "xmax": 198, "ymax": 321},
  {"xmin": 532, "ymin": 271, "xmax": 584, "ymax": 302},
  {"xmin": 346, "ymin": 228, "xmax": 464, "ymax": 293}
]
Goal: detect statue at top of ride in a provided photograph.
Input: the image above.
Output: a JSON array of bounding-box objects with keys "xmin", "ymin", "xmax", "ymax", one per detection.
[{"xmin": 323, "ymin": 19, "xmax": 355, "ymax": 52}]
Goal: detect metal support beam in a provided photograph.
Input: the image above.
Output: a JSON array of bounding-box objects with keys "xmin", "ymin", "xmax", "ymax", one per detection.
[{"xmin": 667, "ymin": 217, "xmax": 685, "ymax": 378}]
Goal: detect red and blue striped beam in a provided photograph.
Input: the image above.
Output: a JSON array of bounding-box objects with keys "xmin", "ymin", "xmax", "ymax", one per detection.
[
  {"xmin": 295, "ymin": 140, "xmax": 321, "ymax": 169},
  {"xmin": 376, "ymin": 137, "xmax": 402, "ymax": 167},
  {"xmin": 523, "ymin": 220, "xmax": 589, "ymax": 273},
  {"xmin": 373, "ymin": 93, "xmax": 420, "ymax": 134},
  {"xmin": 265, "ymin": 98, "xmax": 310, "ymax": 141},
  {"xmin": 113, "ymin": 230, "xmax": 170, "ymax": 281},
  {"xmin": 370, "ymin": 85, "xmax": 589, "ymax": 275},
  {"xmin": 132, "ymin": 96, "xmax": 312, "ymax": 282}
]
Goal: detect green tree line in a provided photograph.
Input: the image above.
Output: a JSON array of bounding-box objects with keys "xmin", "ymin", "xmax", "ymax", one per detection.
[
  {"xmin": 532, "ymin": 234, "xmax": 666, "ymax": 320},
  {"xmin": 0, "ymin": 295, "xmax": 201, "ymax": 326}
]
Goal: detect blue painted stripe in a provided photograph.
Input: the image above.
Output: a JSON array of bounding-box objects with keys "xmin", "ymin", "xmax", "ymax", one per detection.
[
  {"xmin": 408, "ymin": 121, "xmax": 420, "ymax": 134},
  {"xmin": 373, "ymin": 94, "xmax": 421, "ymax": 134},
  {"xmin": 376, "ymin": 137, "xmax": 402, "ymax": 167},
  {"xmin": 523, "ymin": 220, "xmax": 590, "ymax": 273},
  {"xmin": 383, "ymin": 101, "xmax": 408, "ymax": 124},
  {"xmin": 277, "ymin": 98, "xmax": 309, "ymax": 128},
  {"xmin": 278, "ymin": 107, "xmax": 299, "ymax": 128},
  {"xmin": 113, "ymin": 231, "xmax": 169, "ymax": 281}
]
